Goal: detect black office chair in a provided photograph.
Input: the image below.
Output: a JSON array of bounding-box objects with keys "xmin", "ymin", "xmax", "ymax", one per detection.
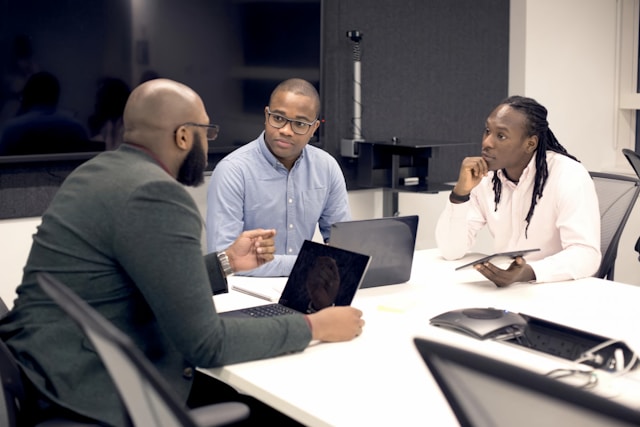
[
  {"xmin": 622, "ymin": 148, "xmax": 640, "ymax": 261},
  {"xmin": 0, "ymin": 297, "xmax": 99, "ymax": 427},
  {"xmin": 0, "ymin": 295, "xmax": 23, "ymax": 427},
  {"xmin": 622, "ymin": 148, "xmax": 640, "ymax": 179},
  {"xmin": 0, "ymin": 299, "xmax": 8, "ymax": 317},
  {"xmin": 590, "ymin": 172, "xmax": 640, "ymax": 280},
  {"xmin": 36, "ymin": 273, "xmax": 250, "ymax": 427}
]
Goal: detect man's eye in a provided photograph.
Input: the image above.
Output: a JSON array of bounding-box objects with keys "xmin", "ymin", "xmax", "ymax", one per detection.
[
  {"xmin": 273, "ymin": 115, "xmax": 286, "ymax": 123},
  {"xmin": 294, "ymin": 121, "xmax": 307, "ymax": 128}
]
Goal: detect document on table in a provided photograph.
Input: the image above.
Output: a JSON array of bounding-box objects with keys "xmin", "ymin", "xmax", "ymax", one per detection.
[{"xmin": 228, "ymin": 276, "xmax": 287, "ymax": 302}]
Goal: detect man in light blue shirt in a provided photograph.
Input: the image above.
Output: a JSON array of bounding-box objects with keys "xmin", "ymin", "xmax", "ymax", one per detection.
[{"xmin": 206, "ymin": 78, "xmax": 351, "ymax": 276}]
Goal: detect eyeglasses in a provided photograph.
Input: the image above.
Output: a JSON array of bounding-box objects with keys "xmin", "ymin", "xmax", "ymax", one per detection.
[
  {"xmin": 176, "ymin": 123, "xmax": 220, "ymax": 141},
  {"xmin": 266, "ymin": 107, "xmax": 318, "ymax": 135}
]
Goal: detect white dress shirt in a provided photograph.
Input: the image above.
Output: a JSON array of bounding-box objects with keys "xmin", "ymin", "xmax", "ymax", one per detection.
[{"xmin": 436, "ymin": 151, "xmax": 601, "ymax": 283}]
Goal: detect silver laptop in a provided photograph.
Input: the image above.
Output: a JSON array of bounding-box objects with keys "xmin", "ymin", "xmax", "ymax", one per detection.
[
  {"xmin": 414, "ymin": 337, "xmax": 640, "ymax": 427},
  {"xmin": 219, "ymin": 240, "xmax": 371, "ymax": 318},
  {"xmin": 328, "ymin": 215, "xmax": 419, "ymax": 288}
]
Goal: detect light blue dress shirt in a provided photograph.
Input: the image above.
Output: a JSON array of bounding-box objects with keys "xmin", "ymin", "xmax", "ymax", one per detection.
[{"xmin": 206, "ymin": 132, "xmax": 351, "ymax": 276}]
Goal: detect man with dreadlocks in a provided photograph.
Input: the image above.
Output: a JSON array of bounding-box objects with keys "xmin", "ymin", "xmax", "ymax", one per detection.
[{"xmin": 436, "ymin": 95, "xmax": 601, "ymax": 287}]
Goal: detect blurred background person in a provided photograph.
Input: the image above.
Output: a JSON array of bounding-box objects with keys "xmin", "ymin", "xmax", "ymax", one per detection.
[
  {"xmin": 0, "ymin": 71, "xmax": 90, "ymax": 155},
  {"xmin": 0, "ymin": 34, "xmax": 39, "ymax": 123},
  {"xmin": 88, "ymin": 77, "xmax": 130, "ymax": 150}
]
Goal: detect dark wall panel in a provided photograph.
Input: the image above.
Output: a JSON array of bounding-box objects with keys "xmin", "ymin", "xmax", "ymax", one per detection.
[{"xmin": 320, "ymin": 0, "xmax": 509, "ymax": 187}]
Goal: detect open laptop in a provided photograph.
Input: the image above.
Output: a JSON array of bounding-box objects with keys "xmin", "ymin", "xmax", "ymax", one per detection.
[
  {"xmin": 414, "ymin": 337, "xmax": 640, "ymax": 427},
  {"xmin": 328, "ymin": 215, "xmax": 419, "ymax": 288},
  {"xmin": 219, "ymin": 240, "xmax": 371, "ymax": 318}
]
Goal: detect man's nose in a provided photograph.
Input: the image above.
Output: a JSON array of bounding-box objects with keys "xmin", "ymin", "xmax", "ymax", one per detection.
[
  {"xmin": 481, "ymin": 134, "xmax": 493, "ymax": 149},
  {"xmin": 279, "ymin": 121, "xmax": 295, "ymax": 135}
]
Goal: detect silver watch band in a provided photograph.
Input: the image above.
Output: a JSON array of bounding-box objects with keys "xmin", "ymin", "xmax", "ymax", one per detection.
[{"xmin": 217, "ymin": 251, "xmax": 233, "ymax": 277}]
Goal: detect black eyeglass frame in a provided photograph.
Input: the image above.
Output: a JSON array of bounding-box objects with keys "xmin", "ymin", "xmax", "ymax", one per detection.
[
  {"xmin": 175, "ymin": 122, "xmax": 220, "ymax": 141},
  {"xmin": 265, "ymin": 107, "xmax": 318, "ymax": 135}
]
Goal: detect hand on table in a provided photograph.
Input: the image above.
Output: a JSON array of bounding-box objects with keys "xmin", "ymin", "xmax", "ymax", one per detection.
[{"xmin": 307, "ymin": 306, "xmax": 365, "ymax": 341}]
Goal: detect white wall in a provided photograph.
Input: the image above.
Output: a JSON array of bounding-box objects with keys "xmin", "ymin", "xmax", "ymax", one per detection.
[
  {"xmin": 510, "ymin": 0, "xmax": 622, "ymax": 171},
  {"xmin": 0, "ymin": 217, "xmax": 40, "ymax": 308}
]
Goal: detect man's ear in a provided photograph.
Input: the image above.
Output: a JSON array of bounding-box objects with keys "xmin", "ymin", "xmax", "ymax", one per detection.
[
  {"xmin": 174, "ymin": 125, "xmax": 190, "ymax": 151},
  {"xmin": 526, "ymin": 135, "xmax": 538, "ymax": 153},
  {"xmin": 263, "ymin": 106, "xmax": 270, "ymax": 125}
]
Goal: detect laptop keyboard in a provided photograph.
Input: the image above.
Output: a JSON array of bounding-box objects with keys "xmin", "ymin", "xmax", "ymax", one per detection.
[{"xmin": 239, "ymin": 304, "xmax": 298, "ymax": 317}]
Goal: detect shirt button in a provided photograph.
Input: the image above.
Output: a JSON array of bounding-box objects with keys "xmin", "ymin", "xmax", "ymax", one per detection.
[
  {"xmin": 288, "ymin": 248, "xmax": 293, "ymax": 253},
  {"xmin": 289, "ymin": 224, "xmax": 294, "ymax": 229},
  {"xmin": 182, "ymin": 367, "xmax": 194, "ymax": 379},
  {"xmin": 288, "ymin": 198, "xmax": 293, "ymax": 204}
]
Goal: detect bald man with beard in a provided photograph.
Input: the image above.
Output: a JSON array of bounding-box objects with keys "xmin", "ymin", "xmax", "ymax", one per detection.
[{"xmin": 0, "ymin": 79, "xmax": 364, "ymax": 426}]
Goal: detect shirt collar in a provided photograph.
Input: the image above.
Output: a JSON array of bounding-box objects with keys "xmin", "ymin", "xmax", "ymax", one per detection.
[
  {"xmin": 258, "ymin": 131, "xmax": 306, "ymax": 170},
  {"xmin": 497, "ymin": 153, "xmax": 537, "ymax": 185}
]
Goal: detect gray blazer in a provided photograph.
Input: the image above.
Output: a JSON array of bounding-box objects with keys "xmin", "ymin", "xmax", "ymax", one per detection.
[{"xmin": 0, "ymin": 144, "xmax": 311, "ymax": 426}]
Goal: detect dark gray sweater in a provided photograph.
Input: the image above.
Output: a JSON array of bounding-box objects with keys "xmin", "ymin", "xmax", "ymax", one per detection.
[{"xmin": 0, "ymin": 144, "xmax": 311, "ymax": 426}]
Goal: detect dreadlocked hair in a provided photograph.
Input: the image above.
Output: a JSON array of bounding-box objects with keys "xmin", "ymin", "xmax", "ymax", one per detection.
[{"xmin": 490, "ymin": 96, "xmax": 579, "ymax": 237}]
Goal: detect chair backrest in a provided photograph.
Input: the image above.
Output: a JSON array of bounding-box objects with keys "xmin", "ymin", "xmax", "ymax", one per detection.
[
  {"xmin": 1, "ymin": 296, "xmax": 124, "ymax": 427},
  {"xmin": 622, "ymin": 149, "xmax": 640, "ymax": 261},
  {"xmin": 0, "ymin": 336, "xmax": 24, "ymax": 427},
  {"xmin": 0, "ymin": 298, "xmax": 8, "ymax": 318},
  {"xmin": 36, "ymin": 272, "xmax": 249, "ymax": 427},
  {"xmin": 0, "ymin": 296, "xmax": 21, "ymax": 427},
  {"xmin": 589, "ymin": 172, "xmax": 640, "ymax": 280},
  {"xmin": 622, "ymin": 148, "xmax": 640, "ymax": 179}
]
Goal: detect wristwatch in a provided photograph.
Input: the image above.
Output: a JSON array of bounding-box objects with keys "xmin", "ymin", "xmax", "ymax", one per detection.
[
  {"xmin": 217, "ymin": 251, "xmax": 233, "ymax": 277},
  {"xmin": 449, "ymin": 190, "xmax": 470, "ymax": 203}
]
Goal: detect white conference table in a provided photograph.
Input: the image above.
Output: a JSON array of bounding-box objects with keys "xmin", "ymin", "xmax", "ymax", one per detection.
[{"xmin": 203, "ymin": 249, "xmax": 640, "ymax": 426}]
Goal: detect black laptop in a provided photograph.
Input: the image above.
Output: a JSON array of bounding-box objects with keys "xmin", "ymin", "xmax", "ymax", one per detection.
[
  {"xmin": 414, "ymin": 337, "xmax": 640, "ymax": 427},
  {"xmin": 328, "ymin": 215, "xmax": 419, "ymax": 288},
  {"xmin": 219, "ymin": 240, "xmax": 371, "ymax": 318}
]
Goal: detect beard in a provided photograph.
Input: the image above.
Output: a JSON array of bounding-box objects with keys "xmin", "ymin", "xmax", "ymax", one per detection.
[{"xmin": 177, "ymin": 132, "xmax": 207, "ymax": 187}]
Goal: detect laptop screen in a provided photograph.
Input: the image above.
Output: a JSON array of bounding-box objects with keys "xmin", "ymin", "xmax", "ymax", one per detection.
[
  {"xmin": 278, "ymin": 240, "xmax": 371, "ymax": 313},
  {"xmin": 414, "ymin": 337, "xmax": 640, "ymax": 427},
  {"xmin": 329, "ymin": 215, "xmax": 419, "ymax": 288}
]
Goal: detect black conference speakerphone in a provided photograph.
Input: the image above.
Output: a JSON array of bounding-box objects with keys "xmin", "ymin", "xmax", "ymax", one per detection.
[{"xmin": 430, "ymin": 307, "xmax": 637, "ymax": 372}]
